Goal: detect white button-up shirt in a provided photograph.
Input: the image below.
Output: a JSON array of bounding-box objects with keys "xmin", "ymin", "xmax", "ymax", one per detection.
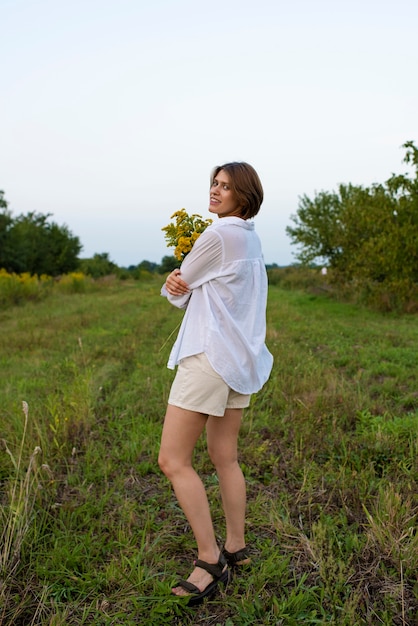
[{"xmin": 161, "ymin": 216, "xmax": 273, "ymax": 394}]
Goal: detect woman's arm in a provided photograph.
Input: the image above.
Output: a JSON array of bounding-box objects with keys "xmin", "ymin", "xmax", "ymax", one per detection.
[
  {"xmin": 161, "ymin": 228, "xmax": 223, "ymax": 308},
  {"xmin": 165, "ymin": 270, "xmax": 189, "ymax": 296},
  {"xmin": 177, "ymin": 229, "xmax": 223, "ymax": 287},
  {"xmin": 161, "ymin": 270, "xmax": 190, "ymax": 309}
]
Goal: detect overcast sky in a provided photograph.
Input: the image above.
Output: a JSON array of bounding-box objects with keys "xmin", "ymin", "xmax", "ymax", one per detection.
[{"xmin": 1, "ymin": 0, "xmax": 417, "ymax": 267}]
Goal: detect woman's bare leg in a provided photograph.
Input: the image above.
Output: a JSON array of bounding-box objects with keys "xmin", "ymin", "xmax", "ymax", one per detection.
[
  {"xmin": 206, "ymin": 408, "xmax": 248, "ymax": 554},
  {"xmin": 158, "ymin": 404, "xmax": 222, "ymax": 595}
]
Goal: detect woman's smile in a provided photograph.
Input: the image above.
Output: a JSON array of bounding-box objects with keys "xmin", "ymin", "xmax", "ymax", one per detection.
[{"xmin": 208, "ymin": 169, "xmax": 242, "ymax": 218}]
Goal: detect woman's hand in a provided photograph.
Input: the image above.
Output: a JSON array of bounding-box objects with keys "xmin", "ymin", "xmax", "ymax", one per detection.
[{"xmin": 165, "ymin": 270, "xmax": 190, "ymax": 296}]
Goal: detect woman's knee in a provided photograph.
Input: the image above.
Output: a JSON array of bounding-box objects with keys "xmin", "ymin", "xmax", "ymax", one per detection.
[
  {"xmin": 208, "ymin": 445, "xmax": 237, "ymax": 470},
  {"xmin": 158, "ymin": 449, "xmax": 175, "ymax": 478},
  {"xmin": 158, "ymin": 448, "xmax": 188, "ymax": 480}
]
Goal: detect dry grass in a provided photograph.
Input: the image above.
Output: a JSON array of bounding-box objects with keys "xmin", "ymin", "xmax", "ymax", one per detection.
[{"xmin": 0, "ymin": 402, "xmax": 51, "ymax": 623}]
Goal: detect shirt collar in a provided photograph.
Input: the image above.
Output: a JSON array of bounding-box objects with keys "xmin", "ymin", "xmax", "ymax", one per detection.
[{"xmin": 213, "ymin": 216, "xmax": 255, "ymax": 230}]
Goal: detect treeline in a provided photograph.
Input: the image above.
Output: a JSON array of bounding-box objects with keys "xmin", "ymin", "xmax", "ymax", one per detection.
[
  {"xmin": 0, "ymin": 191, "xmax": 180, "ymax": 278},
  {"xmin": 286, "ymin": 141, "xmax": 418, "ymax": 311},
  {"xmin": 78, "ymin": 254, "xmax": 179, "ymax": 279},
  {"xmin": 0, "ymin": 190, "xmax": 279, "ymax": 281},
  {"xmin": 0, "ymin": 194, "xmax": 82, "ymax": 276},
  {"xmin": 2, "ymin": 140, "xmax": 417, "ymax": 311}
]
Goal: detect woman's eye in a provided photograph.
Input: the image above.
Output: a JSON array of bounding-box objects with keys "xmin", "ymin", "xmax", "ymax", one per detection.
[{"xmin": 223, "ymin": 185, "xmax": 229, "ymax": 190}]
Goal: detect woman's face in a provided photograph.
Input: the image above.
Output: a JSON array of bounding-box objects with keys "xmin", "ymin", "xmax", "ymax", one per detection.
[{"xmin": 209, "ymin": 169, "xmax": 242, "ymax": 218}]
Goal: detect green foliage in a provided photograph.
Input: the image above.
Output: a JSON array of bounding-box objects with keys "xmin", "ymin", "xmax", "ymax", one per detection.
[
  {"xmin": 135, "ymin": 260, "xmax": 159, "ymax": 273},
  {"xmin": 0, "ymin": 269, "xmax": 53, "ymax": 305},
  {"xmin": 55, "ymin": 272, "xmax": 94, "ymax": 294},
  {"xmin": 0, "ymin": 190, "xmax": 7, "ymax": 210},
  {"xmin": 0, "ymin": 193, "xmax": 14, "ymax": 268},
  {"xmin": 78, "ymin": 252, "xmax": 119, "ymax": 278},
  {"xmin": 0, "ymin": 270, "xmax": 98, "ymax": 306},
  {"xmin": 267, "ymin": 265, "xmax": 329, "ymax": 292},
  {"xmin": 159, "ymin": 254, "xmax": 180, "ymax": 273},
  {"xmin": 286, "ymin": 141, "xmax": 418, "ymax": 310},
  {"xmin": 0, "ymin": 205, "xmax": 82, "ymax": 276}
]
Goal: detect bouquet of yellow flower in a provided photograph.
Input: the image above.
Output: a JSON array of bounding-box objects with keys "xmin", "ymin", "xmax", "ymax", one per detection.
[{"xmin": 162, "ymin": 209, "xmax": 212, "ymax": 262}]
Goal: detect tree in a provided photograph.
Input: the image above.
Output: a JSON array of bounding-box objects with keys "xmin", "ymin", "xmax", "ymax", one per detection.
[
  {"xmin": 78, "ymin": 253, "xmax": 119, "ymax": 278},
  {"xmin": 0, "ymin": 191, "xmax": 14, "ymax": 269},
  {"xmin": 136, "ymin": 260, "xmax": 159, "ymax": 273},
  {"xmin": 0, "ymin": 190, "xmax": 8, "ymax": 210},
  {"xmin": 159, "ymin": 255, "xmax": 180, "ymax": 273},
  {"xmin": 286, "ymin": 142, "xmax": 418, "ymax": 302},
  {"xmin": 0, "ymin": 208, "xmax": 82, "ymax": 276},
  {"xmin": 285, "ymin": 188, "xmax": 344, "ymax": 266}
]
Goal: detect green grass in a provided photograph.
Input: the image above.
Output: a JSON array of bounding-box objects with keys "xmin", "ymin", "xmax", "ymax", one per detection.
[{"xmin": 0, "ymin": 279, "xmax": 417, "ymax": 625}]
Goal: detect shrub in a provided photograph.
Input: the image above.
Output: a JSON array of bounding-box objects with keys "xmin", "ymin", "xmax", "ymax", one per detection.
[
  {"xmin": 0, "ymin": 269, "xmax": 52, "ymax": 305},
  {"xmin": 55, "ymin": 272, "xmax": 92, "ymax": 294}
]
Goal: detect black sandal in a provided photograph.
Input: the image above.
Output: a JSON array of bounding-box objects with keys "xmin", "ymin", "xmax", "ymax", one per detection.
[
  {"xmin": 221, "ymin": 546, "xmax": 251, "ymax": 567},
  {"xmin": 172, "ymin": 553, "xmax": 229, "ymax": 606}
]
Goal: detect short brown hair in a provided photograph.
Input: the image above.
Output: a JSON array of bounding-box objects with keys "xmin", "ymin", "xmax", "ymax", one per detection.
[{"xmin": 210, "ymin": 162, "xmax": 264, "ymax": 220}]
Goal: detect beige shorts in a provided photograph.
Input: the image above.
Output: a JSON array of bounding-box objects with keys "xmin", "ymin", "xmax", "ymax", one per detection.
[{"xmin": 168, "ymin": 352, "xmax": 251, "ymax": 417}]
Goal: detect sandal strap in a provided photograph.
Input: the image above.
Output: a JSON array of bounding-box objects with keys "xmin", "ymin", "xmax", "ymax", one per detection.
[
  {"xmin": 194, "ymin": 553, "xmax": 227, "ymax": 579},
  {"xmin": 175, "ymin": 579, "xmax": 201, "ymax": 594},
  {"xmin": 222, "ymin": 546, "xmax": 250, "ymax": 565}
]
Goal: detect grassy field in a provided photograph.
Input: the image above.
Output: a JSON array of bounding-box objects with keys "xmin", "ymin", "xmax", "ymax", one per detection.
[{"xmin": 0, "ymin": 277, "xmax": 417, "ymax": 625}]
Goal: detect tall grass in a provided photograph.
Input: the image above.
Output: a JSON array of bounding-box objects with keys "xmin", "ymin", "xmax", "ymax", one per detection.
[
  {"xmin": 0, "ymin": 278, "xmax": 416, "ymax": 624},
  {"xmin": 0, "ymin": 402, "xmax": 51, "ymax": 623}
]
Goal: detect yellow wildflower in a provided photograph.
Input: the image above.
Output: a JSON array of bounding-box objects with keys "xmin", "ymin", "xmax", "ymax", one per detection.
[{"xmin": 162, "ymin": 209, "xmax": 212, "ymax": 262}]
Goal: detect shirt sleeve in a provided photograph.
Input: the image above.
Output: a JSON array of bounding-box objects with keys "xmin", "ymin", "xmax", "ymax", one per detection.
[
  {"xmin": 180, "ymin": 228, "xmax": 223, "ymax": 287},
  {"xmin": 160, "ymin": 282, "xmax": 190, "ymax": 309},
  {"xmin": 162, "ymin": 227, "xmax": 223, "ymax": 308}
]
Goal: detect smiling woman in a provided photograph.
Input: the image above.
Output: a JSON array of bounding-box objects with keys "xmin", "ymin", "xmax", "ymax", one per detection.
[
  {"xmin": 158, "ymin": 161, "xmax": 273, "ymax": 605},
  {"xmin": 2, "ymin": 0, "xmax": 418, "ymax": 274},
  {"xmin": 210, "ymin": 162, "xmax": 264, "ymax": 221}
]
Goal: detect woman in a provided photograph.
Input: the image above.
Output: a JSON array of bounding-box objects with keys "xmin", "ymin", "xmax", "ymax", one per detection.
[{"xmin": 158, "ymin": 162, "xmax": 273, "ymax": 605}]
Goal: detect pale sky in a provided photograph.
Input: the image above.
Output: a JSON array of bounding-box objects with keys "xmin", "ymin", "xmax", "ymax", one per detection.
[{"xmin": 1, "ymin": 0, "xmax": 417, "ymax": 267}]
